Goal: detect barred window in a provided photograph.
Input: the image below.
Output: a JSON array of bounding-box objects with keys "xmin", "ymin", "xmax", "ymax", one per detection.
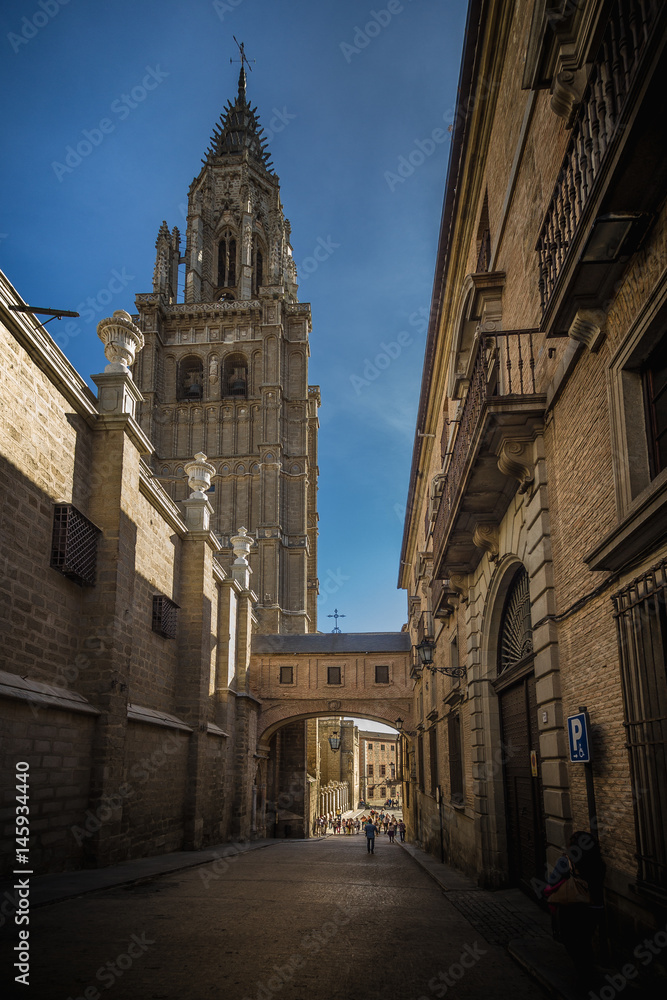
[
  {"xmin": 375, "ymin": 664, "xmax": 389, "ymax": 683},
  {"xmin": 380, "ymin": 765, "xmax": 386, "ymax": 777},
  {"xmin": 613, "ymin": 560, "xmax": 667, "ymax": 893},
  {"xmin": 367, "ymin": 764, "xmax": 374, "ymax": 777},
  {"xmin": 279, "ymin": 666, "xmax": 294, "ymax": 684},
  {"xmin": 152, "ymin": 594, "xmax": 179, "ymax": 639},
  {"xmin": 50, "ymin": 504, "xmax": 100, "ymax": 586},
  {"xmin": 448, "ymin": 712, "xmax": 464, "ymax": 807}
]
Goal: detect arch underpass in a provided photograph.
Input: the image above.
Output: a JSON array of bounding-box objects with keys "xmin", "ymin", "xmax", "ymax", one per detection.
[{"xmin": 249, "ymin": 632, "xmax": 415, "ymax": 837}]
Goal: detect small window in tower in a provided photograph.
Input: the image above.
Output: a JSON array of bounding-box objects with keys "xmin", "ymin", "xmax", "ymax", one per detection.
[
  {"xmin": 178, "ymin": 356, "xmax": 204, "ymax": 401},
  {"xmin": 217, "ymin": 231, "xmax": 237, "ymax": 289},
  {"xmin": 255, "ymin": 248, "xmax": 264, "ymax": 293},
  {"xmin": 223, "ymin": 353, "xmax": 248, "ymax": 397}
]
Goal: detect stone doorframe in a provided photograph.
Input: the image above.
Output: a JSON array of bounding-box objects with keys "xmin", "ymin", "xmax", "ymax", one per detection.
[{"xmin": 465, "ymin": 437, "xmax": 569, "ymax": 889}]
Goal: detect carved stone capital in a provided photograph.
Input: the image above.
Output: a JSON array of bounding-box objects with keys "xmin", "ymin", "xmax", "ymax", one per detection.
[
  {"xmin": 497, "ymin": 438, "xmax": 534, "ymax": 494},
  {"xmin": 472, "ymin": 522, "xmax": 499, "ymax": 561},
  {"xmin": 568, "ymin": 308, "xmax": 606, "ymax": 352}
]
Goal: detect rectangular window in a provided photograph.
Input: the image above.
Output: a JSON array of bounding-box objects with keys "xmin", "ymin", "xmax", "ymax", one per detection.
[
  {"xmin": 152, "ymin": 594, "xmax": 179, "ymax": 639},
  {"xmin": 417, "ymin": 736, "xmax": 425, "ymax": 792},
  {"xmin": 380, "ymin": 744, "xmax": 385, "ymax": 751},
  {"xmin": 327, "ymin": 666, "xmax": 341, "ymax": 685},
  {"xmin": 380, "ymin": 787, "xmax": 386, "ymax": 797},
  {"xmin": 375, "ymin": 664, "xmax": 389, "ymax": 683},
  {"xmin": 429, "ymin": 727, "xmax": 438, "ymax": 796},
  {"xmin": 367, "ymin": 764, "xmax": 373, "ymax": 777},
  {"xmin": 448, "ymin": 712, "xmax": 464, "ymax": 807},
  {"xmin": 613, "ymin": 560, "xmax": 667, "ymax": 892},
  {"xmin": 380, "ymin": 765, "xmax": 386, "ymax": 777},
  {"xmin": 279, "ymin": 666, "xmax": 294, "ymax": 684},
  {"xmin": 50, "ymin": 504, "xmax": 100, "ymax": 586},
  {"xmin": 643, "ymin": 335, "xmax": 667, "ymax": 478},
  {"xmin": 390, "ymin": 744, "xmax": 395, "ymax": 752},
  {"xmin": 367, "ymin": 743, "xmax": 373, "ymax": 750}
]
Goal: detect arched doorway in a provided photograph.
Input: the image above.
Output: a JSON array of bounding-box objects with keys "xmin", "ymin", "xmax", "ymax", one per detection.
[{"xmin": 495, "ymin": 565, "xmax": 546, "ymax": 891}]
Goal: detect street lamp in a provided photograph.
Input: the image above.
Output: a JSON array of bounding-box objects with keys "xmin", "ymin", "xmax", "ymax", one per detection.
[
  {"xmin": 416, "ymin": 638, "xmax": 466, "ymax": 678},
  {"xmin": 394, "ymin": 717, "xmax": 417, "ymax": 737},
  {"xmin": 328, "ymin": 730, "xmax": 341, "ymax": 753}
]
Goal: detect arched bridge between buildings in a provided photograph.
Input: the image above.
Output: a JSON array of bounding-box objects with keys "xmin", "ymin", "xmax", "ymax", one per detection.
[{"xmin": 250, "ymin": 632, "xmax": 415, "ymax": 750}]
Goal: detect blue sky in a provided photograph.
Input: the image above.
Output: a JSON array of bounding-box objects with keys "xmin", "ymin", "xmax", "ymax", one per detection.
[{"xmin": 0, "ymin": 0, "xmax": 467, "ymax": 633}]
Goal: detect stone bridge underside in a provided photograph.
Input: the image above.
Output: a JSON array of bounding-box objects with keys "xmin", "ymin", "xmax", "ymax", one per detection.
[{"xmin": 250, "ymin": 632, "xmax": 414, "ymax": 750}]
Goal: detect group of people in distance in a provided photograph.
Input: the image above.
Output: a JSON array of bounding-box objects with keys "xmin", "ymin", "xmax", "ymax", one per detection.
[{"xmin": 360, "ymin": 810, "xmax": 405, "ymax": 851}]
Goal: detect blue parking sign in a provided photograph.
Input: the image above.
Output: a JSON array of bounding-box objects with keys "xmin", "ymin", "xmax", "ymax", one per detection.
[{"xmin": 567, "ymin": 712, "xmax": 590, "ymax": 762}]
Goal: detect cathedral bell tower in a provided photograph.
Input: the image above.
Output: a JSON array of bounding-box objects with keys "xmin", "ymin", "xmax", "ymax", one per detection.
[{"xmin": 133, "ymin": 65, "xmax": 319, "ymax": 634}]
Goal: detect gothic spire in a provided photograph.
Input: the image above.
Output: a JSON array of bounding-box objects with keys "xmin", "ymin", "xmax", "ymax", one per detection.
[{"xmin": 204, "ymin": 47, "xmax": 273, "ymax": 172}]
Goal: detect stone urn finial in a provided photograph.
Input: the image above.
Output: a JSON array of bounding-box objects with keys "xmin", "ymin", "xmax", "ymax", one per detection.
[
  {"xmin": 230, "ymin": 526, "xmax": 254, "ymax": 565},
  {"xmin": 183, "ymin": 453, "xmax": 215, "ymax": 498},
  {"xmin": 97, "ymin": 310, "xmax": 145, "ymax": 372}
]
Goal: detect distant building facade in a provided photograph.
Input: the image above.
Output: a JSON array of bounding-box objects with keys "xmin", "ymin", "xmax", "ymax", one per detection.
[
  {"xmin": 399, "ymin": 0, "xmax": 667, "ymax": 967},
  {"xmin": 359, "ymin": 731, "xmax": 401, "ymax": 807}
]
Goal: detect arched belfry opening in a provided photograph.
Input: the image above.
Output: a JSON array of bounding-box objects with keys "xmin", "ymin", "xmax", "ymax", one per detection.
[
  {"xmin": 223, "ymin": 353, "xmax": 248, "ymax": 397},
  {"xmin": 177, "ymin": 355, "xmax": 204, "ymax": 400}
]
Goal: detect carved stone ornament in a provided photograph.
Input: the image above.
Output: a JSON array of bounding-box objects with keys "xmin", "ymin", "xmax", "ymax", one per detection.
[
  {"xmin": 550, "ymin": 70, "xmax": 582, "ymax": 125},
  {"xmin": 568, "ymin": 308, "xmax": 606, "ymax": 352},
  {"xmin": 328, "ymin": 700, "xmax": 341, "ymax": 711},
  {"xmin": 497, "ymin": 438, "xmax": 534, "ymax": 494},
  {"xmin": 97, "ymin": 310, "xmax": 144, "ymax": 372},
  {"xmin": 230, "ymin": 525, "xmax": 254, "ymax": 565},
  {"xmin": 449, "ymin": 573, "xmax": 470, "ymax": 603},
  {"xmin": 473, "ymin": 522, "xmax": 499, "ymax": 561},
  {"xmin": 184, "ymin": 452, "xmax": 216, "ymax": 497}
]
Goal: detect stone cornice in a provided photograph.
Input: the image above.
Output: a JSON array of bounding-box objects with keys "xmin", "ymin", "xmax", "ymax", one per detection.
[
  {"xmin": 94, "ymin": 413, "xmax": 154, "ymax": 455},
  {"xmin": 0, "ymin": 271, "xmax": 98, "ymax": 422}
]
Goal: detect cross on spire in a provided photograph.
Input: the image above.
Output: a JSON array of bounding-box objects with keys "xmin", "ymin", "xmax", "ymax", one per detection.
[{"xmin": 230, "ymin": 37, "xmax": 255, "ymax": 74}]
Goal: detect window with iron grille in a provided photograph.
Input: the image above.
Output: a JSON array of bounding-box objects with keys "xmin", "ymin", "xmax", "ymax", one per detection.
[
  {"xmin": 448, "ymin": 712, "xmax": 464, "ymax": 807},
  {"xmin": 429, "ymin": 727, "xmax": 438, "ymax": 796},
  {"xmin": 417, "ymin": 735, "xmax": 425, "ymax": 792},
  {"xmin": 643, "ymin": 334, "xmax": 667, "ymax": 479},
  {"xmin": 327, "ymin": 666, "xmax": 341, "ymax": 685},
  {"xmin": 152, "ymin": 594, "xmax": 179, "ymax": 639},
  {"xmin": 613, "ymin": 560, "xmax": 667, "ymax": 894},
  {"xmin": 380, "ymin": 787, "xmax": 386, "ymax": 797},
  {"xmin": 50, "ymin": 504, "xmax": 100, "ymax": 586},
  {"xmin": 380, "ymin": 764, "xmax": 386, "ymax": 777},
  {"xmin": 375, "ymin": 664, "xmax": 389, "ymax": 683},
  {"xmin": 367, "ymin": 764, "xmax": 374, "ymax": 777},
  {"xmin": 279, "ymin": 665, "xmax": 294, "ymax": 684}
]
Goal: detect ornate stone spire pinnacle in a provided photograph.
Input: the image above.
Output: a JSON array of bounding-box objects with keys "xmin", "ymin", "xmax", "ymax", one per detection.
[{"xmin": 205, "ymin": 41, "xmax": 272, "ymax": 171}]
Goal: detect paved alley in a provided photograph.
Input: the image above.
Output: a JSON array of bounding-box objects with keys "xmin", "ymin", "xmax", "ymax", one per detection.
[{"xmin": 1, "ymin": 834, "xmax": 548, "ymax": 1000}]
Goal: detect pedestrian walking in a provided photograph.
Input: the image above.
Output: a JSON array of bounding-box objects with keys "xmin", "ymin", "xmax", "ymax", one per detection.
[
  {"xmin": 543, "ymin": 831, "xmax": 606, "ymax": 989},
  {"xmin": 387, "ymin": 821, "xmax": 396, "ymax": 843},
  {"xmin": 364, "ymin": 818, "xmax": 377, "ymax": 854},
  {"xmin": 398, "ymin": 820, "xmax": 406, "ymax": 842}
]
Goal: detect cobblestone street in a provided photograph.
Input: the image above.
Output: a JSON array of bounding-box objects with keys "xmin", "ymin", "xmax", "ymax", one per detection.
[{"xmin": 1, "ymin": 835, "xmax": 549, "ymax": 1000}]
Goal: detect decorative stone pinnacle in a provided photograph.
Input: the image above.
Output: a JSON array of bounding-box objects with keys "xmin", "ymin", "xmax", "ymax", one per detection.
[
  {"xmin": 97, "ymin": 310, "xmax": 144, "ymax": 373},
  {"xmin": 184, "ymin": 452, "xmax": 215, "ymax": 498},
  {"xmin": 231, "ymin": 526, "xmax": 254, "ymax": 565}
]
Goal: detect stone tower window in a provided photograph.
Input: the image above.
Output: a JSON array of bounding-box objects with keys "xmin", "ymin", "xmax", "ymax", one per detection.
[
  {"xmin": 217, "ymin": 230, "xmax": 237, "ymax": 289},
  {"xmin": 178, "ymin": 355, "xmax": 204, "ymax": 400},
  {"xmin": 223, "ymin": 353, "xmax": 248, "ymax": 397},
  {"xmin": 253, "ymin": 244, "xmax": 264, "ymax": 295}
]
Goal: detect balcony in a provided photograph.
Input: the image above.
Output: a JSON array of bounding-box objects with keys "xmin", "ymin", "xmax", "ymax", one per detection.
[
  {"xmin": 537, "ymin": 0, "xmax": 666, "ymax": 334},
  {"xmin": 432, "ymin": 329, "xmax": 546, "ymax": 587}
]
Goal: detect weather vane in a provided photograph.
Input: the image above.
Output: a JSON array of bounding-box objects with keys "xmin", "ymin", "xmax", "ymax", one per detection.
[
  {"xmin": 328, "ymin": 609, "xmax": 346, "ymax": 634},
  {"xmin": 230, "ymin": 37, "xmax": 255, "ymax": 73}
]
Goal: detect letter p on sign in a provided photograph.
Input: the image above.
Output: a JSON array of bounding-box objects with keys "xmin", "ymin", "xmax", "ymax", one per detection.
[{"xmin": 567, "ymin": 712, "xmax": 590, "ymax": 762}]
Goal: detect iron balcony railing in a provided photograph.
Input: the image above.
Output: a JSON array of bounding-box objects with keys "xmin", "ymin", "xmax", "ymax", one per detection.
[
  {"xmin": 433, "ymin": 329, "xmax": 540, "ymax": 565},
  {"xmin": 536, "ymin": 0, "xmax": 661, "ymax": 314}
]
